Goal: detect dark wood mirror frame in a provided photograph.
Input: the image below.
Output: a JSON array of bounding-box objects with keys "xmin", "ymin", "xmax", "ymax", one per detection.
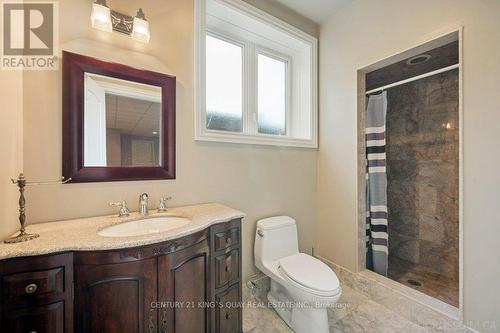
[{"xmin": 62, "ymin": 51, "xmax": 176, "ymax": 183}]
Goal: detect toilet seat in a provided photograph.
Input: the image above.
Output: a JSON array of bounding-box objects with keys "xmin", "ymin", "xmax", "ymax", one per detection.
[{"xmin": 278, "ymin": 253, "xmax": 340, "ymax": 297}]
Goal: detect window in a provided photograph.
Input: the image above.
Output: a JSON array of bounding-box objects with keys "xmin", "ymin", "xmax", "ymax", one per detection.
[
  {"xmin": 257, "ymin": 52, "xmax": 287, "ymax": 135},
  {"xmin": 206, "ymin": 34, "xmax": 243, "ymax": 132},
  {"xmin": 195, "ymin": 0, "xmax": 318, "ymax": 148}
]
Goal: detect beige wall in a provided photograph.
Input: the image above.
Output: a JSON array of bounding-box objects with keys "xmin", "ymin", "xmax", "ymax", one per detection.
[
  {"xmin": 318, "ymin": 0, "xmax": 500, "ymax": 329},
  {"xmin": 242, "ymin": 0, "xmax": 318, "ymax": 37},
  {"xmin": 106, "ymin": 129, "xmax": 122, "ymax": 166},
  {"xmin": 19, "ymin": 0, "xmax": 317, "ymax": 282},
  {"xmin": 0, "ymin": 71, "xmax": 23, "ymax": 241}
]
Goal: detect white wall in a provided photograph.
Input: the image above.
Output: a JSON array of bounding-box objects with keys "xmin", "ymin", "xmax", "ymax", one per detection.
[
  {"xmin": 0, "ymin": 72, "xmax": 23, "ymax": 241},
  {"xmin": 18, "ymin": 0, "xmax": 317, "ymax": 282},
  {"xmin": 318, "ymin": 0, "xmax": 500, "ymax": 330}
]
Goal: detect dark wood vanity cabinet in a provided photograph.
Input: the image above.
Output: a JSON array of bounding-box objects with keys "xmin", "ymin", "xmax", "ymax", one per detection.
[
  {"xmin": 0, "ymin": 253, "xmax": 74, "ymax": 333},
  {"xmin": 74, "ymin": 257, "xmax": 158, "ymax": 333},
  {"xmin": 210, "ymin": 220, "xmax": 242, "ymax": 333},
  {"xmin": 0, "ymin": 219, "xmax": 242, "ymax": 333},
  {"xmin": 158, "ymin": 238, "xmax": 210, "ymax": 333}
]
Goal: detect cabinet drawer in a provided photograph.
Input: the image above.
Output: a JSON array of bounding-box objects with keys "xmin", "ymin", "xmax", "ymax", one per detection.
[
  {"xmin": 215, "ymin": 249, "xmax": 239, "ymax": 289},
  {"xmin": 215, "ymin": 284, "xmax": 240, "ymax": 333},
  {"xmin": 214, "ymin": 228, "xmax": 239, "ymax": 252},
  {"xmin": 2, "ymin": 301, "xmax": 65, "ymax": 333},
  {"xmin": 2, "ymin": 267, "xmax": 65, "ymax": 302}
]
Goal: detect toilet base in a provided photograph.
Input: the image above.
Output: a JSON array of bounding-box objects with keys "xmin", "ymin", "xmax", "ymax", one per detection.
[{"xmin": 267, "ymin": 281, "xmax": 330, "ymax": 333}]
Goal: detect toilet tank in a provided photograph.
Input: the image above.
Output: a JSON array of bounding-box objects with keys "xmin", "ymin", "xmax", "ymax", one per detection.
[{"xmin": 255, "ymin": 216, "xmax": 299, "ymax": 266}]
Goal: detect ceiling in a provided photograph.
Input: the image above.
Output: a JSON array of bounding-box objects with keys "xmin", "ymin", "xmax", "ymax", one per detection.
[
  {"xmin": 106, "ymin": 94, "xmax": 161, "ymax": 137},
  {"xmin": 273, "ymin": 0, "xmax": 352, "ymax": 23},
  {"xmin": 366, "ymin": 41, "xmax": 459, "ymax": 91}
]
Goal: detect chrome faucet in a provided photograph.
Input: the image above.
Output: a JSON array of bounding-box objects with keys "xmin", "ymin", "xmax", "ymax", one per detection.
[
  {"xmin": 138, "ymin": 193, "xmax": 149, "ymax": 216},
  {"xmin": 109, "ymin": 201, "xmax": 130, "ymax": 217}
]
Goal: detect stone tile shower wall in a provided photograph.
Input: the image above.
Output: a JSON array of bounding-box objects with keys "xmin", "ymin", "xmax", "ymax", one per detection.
[{"xmin": 386, "ymin": 69, "xmax": 459, "ymax": 280}]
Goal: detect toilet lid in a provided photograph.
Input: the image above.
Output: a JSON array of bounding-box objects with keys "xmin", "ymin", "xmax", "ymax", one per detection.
[{"xmin": 278, "ymin": 253, "xmax": 340, "ymax": 293}]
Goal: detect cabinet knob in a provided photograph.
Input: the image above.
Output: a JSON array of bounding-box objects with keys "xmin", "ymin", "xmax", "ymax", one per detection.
[
  {"xmin": 25, "ymin": 283, "xmax": 38, "ymax": 294},
  {"xmin": 226, "ymin": 237, "xmax": 231, "ymax": 244},
  {"xmin": 225, "ymin": 312, "xmax": 232, "ymax": 320}
]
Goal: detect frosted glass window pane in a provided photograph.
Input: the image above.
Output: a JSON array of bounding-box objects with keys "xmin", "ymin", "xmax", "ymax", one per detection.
[
  {"xmin": 206, "ymin": 34, "xmax": 243, "ymax": 132},
  {"xmin": 258, "ymin": 54, "xmax": 286, "ymax": 135}
]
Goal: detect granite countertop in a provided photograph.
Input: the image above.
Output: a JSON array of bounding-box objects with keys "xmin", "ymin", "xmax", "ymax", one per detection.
[{"xmin": 0, "ymin": 203, "xmax": 245, "ymax": 260}]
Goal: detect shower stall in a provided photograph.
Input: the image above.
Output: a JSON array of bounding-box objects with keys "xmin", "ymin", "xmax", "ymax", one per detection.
[{"xmin": 361, "ymin": 32, "xmax": 460, "ymax": 308}]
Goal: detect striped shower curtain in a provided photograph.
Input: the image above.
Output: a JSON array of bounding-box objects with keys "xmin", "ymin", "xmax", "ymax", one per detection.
[{"xmin": 365, "ymin": 91, "xmax": 389, "ymax": 276}]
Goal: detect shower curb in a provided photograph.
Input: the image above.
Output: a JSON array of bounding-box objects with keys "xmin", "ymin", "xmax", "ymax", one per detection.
[{"xmin": 318, "ymin": 256, "xmax": 477, "ymax": 333}]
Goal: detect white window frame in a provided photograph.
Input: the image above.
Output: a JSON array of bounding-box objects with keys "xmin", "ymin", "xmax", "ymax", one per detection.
[{"xmin": 195, "ymin": 0, "xmax": 318, "ymax": 148}]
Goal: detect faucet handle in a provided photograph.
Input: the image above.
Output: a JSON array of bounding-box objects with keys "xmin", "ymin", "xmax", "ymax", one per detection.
[
  {"xmin": 158, "ymin": 196, "xmax": 172, "ymax": 213},
  {"xmin": 109, "ymin": 201, "xmax": 130, "ymax": 217}
]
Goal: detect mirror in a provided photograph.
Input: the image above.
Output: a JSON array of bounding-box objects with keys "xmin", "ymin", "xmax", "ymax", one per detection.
[
  {"xmin": 63, "ymin": 51, "xmax": 176, "ymax": 183},
  {"xmin": 84, "ymin": 73, "xmax": 162, "ymax": 167}
]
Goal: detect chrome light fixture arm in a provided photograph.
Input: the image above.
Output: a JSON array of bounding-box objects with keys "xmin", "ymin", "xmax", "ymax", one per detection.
[{"xmin": 91, "ymin": 0, "xmax": 151, "ymax": 43}]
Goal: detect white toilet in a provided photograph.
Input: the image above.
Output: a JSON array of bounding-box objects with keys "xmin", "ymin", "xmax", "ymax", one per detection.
[{"xmin": 254, "ymin": 216, "xmax": 341, "ymax": 333}]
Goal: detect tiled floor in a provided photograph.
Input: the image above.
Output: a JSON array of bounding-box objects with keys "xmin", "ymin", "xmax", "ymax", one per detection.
[
  {"xmin": 388, "ymin": 256, "xmax": 458, "ymax": 307},
  {"xmin": 243, "ymin": 284, "xmax": 433, "ymax": 333}
]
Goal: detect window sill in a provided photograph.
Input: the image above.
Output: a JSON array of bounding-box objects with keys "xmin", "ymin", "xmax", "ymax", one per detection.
[{"xmin": 195, "ymin": 130, "xmax": 318, "ymax": 149}]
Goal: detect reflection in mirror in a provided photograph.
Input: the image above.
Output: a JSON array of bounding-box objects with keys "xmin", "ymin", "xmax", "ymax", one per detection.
[{"xmin": 84, "ymin": 73, "xmax": 162, "ymax": 167}]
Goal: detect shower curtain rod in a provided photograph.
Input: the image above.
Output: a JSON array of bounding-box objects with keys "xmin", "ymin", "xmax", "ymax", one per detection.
[{"xmin": 365, "ymin": 64, "xmax": 459, "ymax": 95}]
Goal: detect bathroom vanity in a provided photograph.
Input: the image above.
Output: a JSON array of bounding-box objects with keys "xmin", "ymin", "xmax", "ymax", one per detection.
[{"xmin": 0, "ymin": 203, "xmax": 244, "ymax": 333}]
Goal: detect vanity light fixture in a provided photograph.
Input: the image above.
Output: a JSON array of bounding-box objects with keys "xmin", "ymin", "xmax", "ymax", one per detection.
[
  {"xmin": 132, "ymin": 8, "xmax": 151, "ymax": 43},
  {"xmin": 90, "ymin": 0, "xmax": 112, "ymax": 32},
  {"xmin": 90, "ymin": 1, "xmax": 151, "ymax": 43}
]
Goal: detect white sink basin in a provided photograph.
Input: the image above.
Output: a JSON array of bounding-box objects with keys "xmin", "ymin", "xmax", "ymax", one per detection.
[{"xmin": 98, "ymin": 216, "xmax": 191, "ymax": 237}]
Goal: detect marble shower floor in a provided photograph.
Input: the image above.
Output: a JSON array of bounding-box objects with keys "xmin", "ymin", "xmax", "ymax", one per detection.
[
  {"xmin": 243, "ymin": 285, "xmax": 436, "ymax": 333},
  {"xmin": 388, "ymin": 256, "xmax": 458, "ymax": 307}
]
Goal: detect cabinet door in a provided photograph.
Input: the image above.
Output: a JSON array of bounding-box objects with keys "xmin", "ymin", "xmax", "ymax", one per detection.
[
  {"xmin": 3, "ymin": 301, "xmax": 65, "ymax": 333},
  {"xmin": 215, "ymin": 284, "xmax": 240, "ymax": 333},
  {"xmin": 214, "ymin": 249, "xmax": 239, "ymax": 289},
  {"xmin": 158, "ymin": 240, "xmax": 209, "ymax": 333},
  {"xmin": 0, "ymin": 253, "xmax": 73, "ymax": 333},
  {"xmin": 74, "ymin": 258, "xmax": 157, "ymax": 333}
]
